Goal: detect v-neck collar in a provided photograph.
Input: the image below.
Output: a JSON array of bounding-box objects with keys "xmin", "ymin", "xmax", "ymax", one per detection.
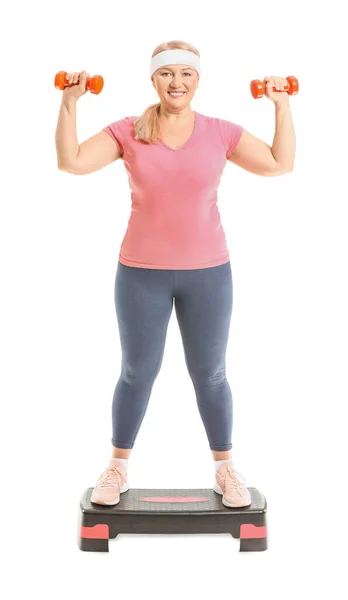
[{"xmin": 158, "ymin": 111, "xmax": 199, "ymax": 152}]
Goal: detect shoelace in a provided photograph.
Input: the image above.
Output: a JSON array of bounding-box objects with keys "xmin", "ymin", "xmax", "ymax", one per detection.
[
  {"xmin": 219, "ymin": 464, "xmax": 245, "ymax": 498},
  {"xmin": 99, "ymin": 464, "xmax": 126, "ymax": 488}
]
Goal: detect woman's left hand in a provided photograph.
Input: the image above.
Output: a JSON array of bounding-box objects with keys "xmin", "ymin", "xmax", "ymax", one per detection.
[{"xmin": 263, "ymin": 76, "xmax": 290, "ymax": 106}]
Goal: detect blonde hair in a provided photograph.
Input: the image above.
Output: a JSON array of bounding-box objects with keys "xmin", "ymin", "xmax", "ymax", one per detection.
[{"xmin": 133, "ymin": 40, "xmax": 200, "ymax": 145}]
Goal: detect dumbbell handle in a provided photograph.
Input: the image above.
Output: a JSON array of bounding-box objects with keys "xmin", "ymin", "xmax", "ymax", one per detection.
[
  {"xmin": 54, "ymin": 71, "xmax": 104, "ymax": 95},
  {"xmin": 250, "ymin": 76, "xmax": 299, "ymax": 99}
]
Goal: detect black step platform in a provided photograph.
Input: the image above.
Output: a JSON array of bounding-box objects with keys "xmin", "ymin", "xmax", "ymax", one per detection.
[{"xmin": 78, "ymin": 487, "xmax": 268, "ymax": 552}]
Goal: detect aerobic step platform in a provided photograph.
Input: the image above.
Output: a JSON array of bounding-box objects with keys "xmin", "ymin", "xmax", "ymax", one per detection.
[{"xmin": 78, "ymin": 487, "xmax": 268, "ymax": 552}]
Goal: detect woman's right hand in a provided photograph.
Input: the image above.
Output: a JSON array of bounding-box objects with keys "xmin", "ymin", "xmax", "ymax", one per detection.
[{"xmin": 62, "ymin": 71, "xmax": 90, "ymax": 102}]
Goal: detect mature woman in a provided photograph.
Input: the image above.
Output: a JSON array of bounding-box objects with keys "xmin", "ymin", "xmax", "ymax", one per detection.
[{"xmin": 55, "ymin": 40, "xmax": 296, "ymax": 509}]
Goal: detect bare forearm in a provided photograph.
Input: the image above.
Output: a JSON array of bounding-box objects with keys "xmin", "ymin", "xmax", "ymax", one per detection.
[
  {"xmin": 55, "ymin": 99, "xmax": 80, "ymax": 168},
  {"xmin": 271, "ymin": 100, "xmax": 296, "ymax": 171}
]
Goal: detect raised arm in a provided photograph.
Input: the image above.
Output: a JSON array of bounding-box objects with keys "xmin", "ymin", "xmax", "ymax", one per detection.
[
  {"xmin": 227, "ymin": 89, "xmax": 296, "ymax": 176},
  {"xmin": 55, "ymin": 98, "xmax": 122, "ymax": 175}
]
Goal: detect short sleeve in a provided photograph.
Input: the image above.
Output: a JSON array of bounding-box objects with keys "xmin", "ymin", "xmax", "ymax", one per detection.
[
  {"xmin": 103, "ymin": 117, "xmax": 129, "ymax": 156},
  {"xmin": 216, "ymin": 118, "xmax": 243, "ymax": 158}
]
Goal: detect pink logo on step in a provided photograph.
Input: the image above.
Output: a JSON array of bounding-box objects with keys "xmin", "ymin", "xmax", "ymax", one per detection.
[{"xmin": 139, "ymin": 496, "xmax": 209, "ymax": 503}]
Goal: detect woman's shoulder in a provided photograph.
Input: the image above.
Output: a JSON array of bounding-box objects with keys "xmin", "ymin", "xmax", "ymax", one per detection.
[{"xmin": 195, "ymin": 112, "xmax": 230, "ymax": 128}]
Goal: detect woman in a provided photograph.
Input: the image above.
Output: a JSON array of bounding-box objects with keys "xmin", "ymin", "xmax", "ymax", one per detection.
[{"xmin": 55, "ymin": 40, "xmax": 296, "ymax": 509}]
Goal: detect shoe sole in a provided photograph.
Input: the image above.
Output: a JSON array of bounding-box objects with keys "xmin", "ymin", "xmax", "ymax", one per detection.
[
  {"xmin": 91, "ymin": 482, "xmax": 130, "ymax": 506},
  {"xmin": 213, "ymin": 481, "xmax": 252, "ymax": 508},
  {"xmin": 222, "ymin": 497, "xmax": 252, "ymax": 508}
]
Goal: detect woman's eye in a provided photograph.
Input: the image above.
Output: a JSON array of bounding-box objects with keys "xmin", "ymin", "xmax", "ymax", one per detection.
[{"xmin": 162, "ymin": 72, "xmax": 191, "ymax": 76}]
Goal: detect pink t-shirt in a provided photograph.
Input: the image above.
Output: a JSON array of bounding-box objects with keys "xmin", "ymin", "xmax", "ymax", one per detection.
[{"xmin": 103, "ymin": 111, "xmax": 243, "ymax": 269}]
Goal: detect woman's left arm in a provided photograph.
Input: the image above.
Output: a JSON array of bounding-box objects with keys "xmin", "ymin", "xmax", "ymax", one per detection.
[
  {"xmin": 271, "ymin": 96, "xmax": 296, "ymax": 172},
  {"xmin": 228, "ymin": 76, "xmax": 296, "ymax": 176}
]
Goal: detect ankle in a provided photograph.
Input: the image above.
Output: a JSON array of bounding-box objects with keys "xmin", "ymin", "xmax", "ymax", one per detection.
[
  {"xmin": 111, "ymin": 457, "xmax": 128, "ymax": 474},
  {"xmin": 214, "ymin": 458, "xmax": 234, "ymax": 472},
  {"xmin": 211, "ymin": 451, "xmax": 232, "ymax": 461},
  {"xmin": 112, "ymin": 446, "xmax": 132, "ymax": 459}
]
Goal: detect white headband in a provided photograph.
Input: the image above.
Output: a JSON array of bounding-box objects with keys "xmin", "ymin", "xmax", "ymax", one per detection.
[{"xmin": 150, "ymin": 49, "xmax": 201, "ymax": 78}]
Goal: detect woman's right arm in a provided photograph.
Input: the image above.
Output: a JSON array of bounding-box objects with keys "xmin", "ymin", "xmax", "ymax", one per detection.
[{"xmin": 55, "ymin": 96, "xmax": 122, "ymax": 175}]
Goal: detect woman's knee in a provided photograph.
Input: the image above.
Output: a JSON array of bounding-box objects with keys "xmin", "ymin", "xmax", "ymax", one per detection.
[
  {"xmin": 120, "ymin": 361, "xmax": 162, "ymax": 387},
  {"xmin": 190, "ymin": 366, "xmax": 227, "ymax": 387}
]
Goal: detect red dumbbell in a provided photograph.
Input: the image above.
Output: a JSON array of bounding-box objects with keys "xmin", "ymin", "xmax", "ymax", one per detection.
[
  {"xmin": 54, "ymin": 71, "xmax": 104, "ymax": 94},
  {"xmin": 250, "ymin": 76, "xmax": 299, "ymax": 99}
]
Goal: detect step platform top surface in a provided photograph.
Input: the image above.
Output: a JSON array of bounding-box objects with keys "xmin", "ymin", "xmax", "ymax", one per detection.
[{"xmin": 81, "ymin": 487, "xmax": 266, "ymax": 515}]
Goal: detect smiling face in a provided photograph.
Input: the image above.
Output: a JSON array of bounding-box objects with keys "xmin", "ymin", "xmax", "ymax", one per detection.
[{"xmin": 151, "ymin": 64, "xmax": 199, "ymax": 107}]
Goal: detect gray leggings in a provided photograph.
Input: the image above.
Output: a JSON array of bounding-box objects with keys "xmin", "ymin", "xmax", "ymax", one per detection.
[{"xmin": 112, "ymin": 259, "xmax": 234, "ymax": 451}]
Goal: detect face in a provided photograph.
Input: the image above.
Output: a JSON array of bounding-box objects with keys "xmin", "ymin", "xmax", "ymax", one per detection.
[{"xmin": 152, "ymin": 64, "xmax": 199, "ymax": 106}]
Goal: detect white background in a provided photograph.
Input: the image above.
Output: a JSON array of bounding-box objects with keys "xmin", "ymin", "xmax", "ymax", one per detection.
[{"xmin": 1, "ymin": 0, "xmax": 347, "ymax": 597}]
